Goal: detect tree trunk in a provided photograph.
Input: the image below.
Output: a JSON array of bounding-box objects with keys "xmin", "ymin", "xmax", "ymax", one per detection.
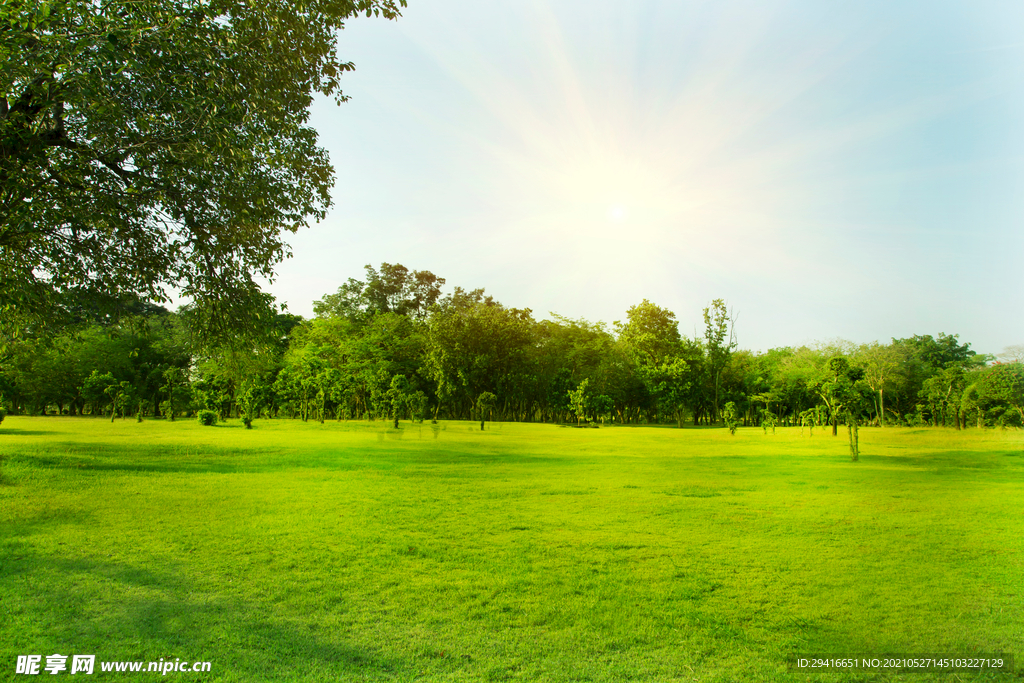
[{"xmin": 848, "ymin": 418, "xmax": 859, "ymax": 461}]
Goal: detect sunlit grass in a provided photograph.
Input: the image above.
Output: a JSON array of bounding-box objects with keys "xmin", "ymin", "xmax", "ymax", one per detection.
[{"xmin": 1, "ymin": 417, "xmax": 1022, "ymax": 681}]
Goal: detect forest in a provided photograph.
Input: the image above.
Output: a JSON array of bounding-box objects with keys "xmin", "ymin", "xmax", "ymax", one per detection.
[{"xmin": 2, "ymin": 263, "xmax": 1022, "ymax": 434}]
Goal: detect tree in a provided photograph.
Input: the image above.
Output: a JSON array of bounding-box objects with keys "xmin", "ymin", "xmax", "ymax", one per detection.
[
  {"xmin": 615, "ymin": 300, "xmax": 681, "ymax": 366},
  {"xmin": 921, "ymin": 365, "xmax": 968, "ymax": 429},
  {"xmin": 82, "ymin": 370, "xmax": 118, "ymax": 417},
  {"xmin": 810, "ymin": 356, "xmax": 854, "ymax": 437},
  {"xmin": 722, "ymin": 401, "xmax": 739, "ymax": 435},
  {"xmin": 237, "ymin": 377, "xmax": 269, "ymax": 428},
  {"xmin": 533, "ymin": 315, "xmax": 617, "ymax": 423},
  {"xmin": 1, "ymin": 0, "xmax": 405, "ymax": 340},
  {"xmin": 160, "ymin": 366, "xmax": 187, "ymax": 421},
  {"xmin": 567, "ymin": 378, "xmax": 590, "ymax": 425},
  {"xmin": 857, "ymin": 341, "xmax": 904, "ymax": 427},
  {"xmin": 984, "ymin": 363, "xmax": 1024, "ymax": 426},
  {"xmin": 313, "ymin": 263, "xmax": 446, "ymax": 322},
  {"xmin": 476, "ymin": 391, "xmax": 496, "ymax": 431},
  {"xmin": 423, "ymin": 290, "xmax": 534, "ymax": 421},
  {"xmin": 386, "ymin": 374, "xmax": 411, "ymax": 428},
  {"xmin": 408, "ymin": 390, "xmax": 428, "ymax": 423},
  {"xmin": 104, "ymin": 380, "xmax": 136, "ymax": 422},
  {"xmin": 591, "ymin": 394, "xmax": 614, "ymax": 424},
  {"xmin": 702, "ymin": 299, "xmax": 736, "ymax": 424},
  {"xmin": 896, "ymin": 333, "xmax": 977, "ymax": 370},
  {"xmin": 615, "ymin": 300, "xmax": 692, "ymax": 427}
]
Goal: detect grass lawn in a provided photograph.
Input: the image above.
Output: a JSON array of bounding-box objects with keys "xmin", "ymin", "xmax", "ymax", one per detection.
[{"xmin": 1, "ymin": 417, "xmax": 1022, "ymax": 681}]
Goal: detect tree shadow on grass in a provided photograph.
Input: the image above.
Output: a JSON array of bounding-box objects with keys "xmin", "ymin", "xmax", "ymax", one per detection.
[
  {"xmin": 0, "ymin": 550, "xmax": 409, "ymax": 681},
  {"xmin": 0, "ymin": 430, "xmax": 60, "ymax": 437},
  {"xmin": 8, "ymin": 442, "xmax": 291, "ymax": 476},
  {"xmin": 865, "ymin": 450, "xmax": 1024, "ymax": 474},
  {"xmin": 7, "ymin": 438, "xmax": 573, "ymax": 477}
]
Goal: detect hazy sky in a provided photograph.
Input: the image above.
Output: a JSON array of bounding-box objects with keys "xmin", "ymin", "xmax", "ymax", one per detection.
[{"xmin": 267, "ymin": 0, "xmax": 1024, "ymax": 355}]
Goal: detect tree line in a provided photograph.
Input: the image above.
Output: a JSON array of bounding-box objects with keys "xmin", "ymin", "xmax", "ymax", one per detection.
[{"xmin": 2, "ymin": 263, "xmax": 1022, "ymax": 435}]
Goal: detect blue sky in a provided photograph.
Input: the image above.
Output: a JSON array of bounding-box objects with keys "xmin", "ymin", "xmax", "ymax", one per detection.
[{"xmin": 267, "ymin": 0, "xmax": 1024, "ymax": 354}]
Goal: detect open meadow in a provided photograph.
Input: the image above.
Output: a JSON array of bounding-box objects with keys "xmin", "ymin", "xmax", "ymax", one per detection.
[{"xmin": 1, "ymin": 417, "xmax": 1022, "ymax": 682}]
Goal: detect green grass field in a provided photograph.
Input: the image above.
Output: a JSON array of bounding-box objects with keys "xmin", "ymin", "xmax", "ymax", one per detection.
[{"xmin": 1, "ymin": 417, "xmax": 1022, "ymax": 682}]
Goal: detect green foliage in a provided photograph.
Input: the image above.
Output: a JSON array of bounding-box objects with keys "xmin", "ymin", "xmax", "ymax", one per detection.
[
  {"xmin": 615, "ymin": 299, "xmax": 681, "ymax": 365},
  {"xmin": 81, "ymin": 370, "xmax": 118, "ymax": 416},
  {"xmin": 313, "ymin": 263, "xmax": 445, "ymax": 321},
  {"xmin": 160, "ymin": 366, "xmax": 189, "ymax": 421},
  {"xmin": 475, "ymin": 391, "xmax": 497, "ymax": 430},
  {"xmin": 722, "ymin": 401, "xmax": 739, "ymax": 435},
  {"xmin": 237, "ymin": 377, "xmax": 269, "ymax": 427},
  {"xmin": 958, "ymin": 362, "xmax": 1024, "ymax": 429},
  {"xmin": 921, "ymin": 365, "xmax": 968, "ymax": 428},
  {"xmin": 615, "ymin": 300, "xmax": 693, "ymax": 427},
  {"xmin": 591, "ymin": 394, "xmax": 614, "ymax": 423},
  {"xmin": 196, "ymin": 409, "xmax": 218, "ymax": 427},
  {"xmin": 702, "ymin": 299, "xmax": 736, "ymax": 423},
  {"xmin": 1, "ymin": 260, "xmax": 1017, "ymax": 434},
  {"xmin": 386, "ymin": 374, "xmax": 412, "ymax": 428},
  {"xmin": 1, "ymin": 0, "xmax": 406, "ymax": 340},
  {"xmin": 407, "ymin": 390, "xmax": 428, "ymax": 423},
  {"xmin": 424, "ymin": 291, "xmax": 532, "ymax": 418},
  {"xmin": 103, "ymin": 380, "xmax": 138, "ymax": 421},
  {"xmin": 895, "ymin": 333, "xmax": 978, "ymax": 370},
  {"xmin": 567, "ymin": 378, "xmax": 590, "ymax": 425},
  {"xmin": 809, "ymin": 355, "xmax": 857, "ymax": 435},
  {"xmin": 798, "ymin": 407, "xmax": 820, "ymax": 435},
  {"xmin": 856, "ymin": 341, "xmax": 905, "ymax": 427}
]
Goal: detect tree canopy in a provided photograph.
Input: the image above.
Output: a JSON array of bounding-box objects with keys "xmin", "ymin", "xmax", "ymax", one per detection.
[
  {"xmin": 1, "ymin": 261, "xmax": 1019, "ymax": 438},
  {"xmin": 1, "ymin": 0, "xmax": 404, "ymax": 339},
  {"xmin": 313, "ymin": 263, "xmax": 445, "ymax": 321}
]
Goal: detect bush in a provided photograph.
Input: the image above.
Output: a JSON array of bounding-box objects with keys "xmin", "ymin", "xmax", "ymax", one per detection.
[
  {"xmin": 242, "ymin": 416, "xmax": 253, "ymax": 429},
  {"xmin": 197, "ymin": 409, "xmax": 218, "ymax": 426},
  {"xmin": 722, "ymin": 402, "xmax": 739, "ymax": 435},
  {"xmin": 0, "ymin": 407, "xmax": 6, "ymax": 425}
]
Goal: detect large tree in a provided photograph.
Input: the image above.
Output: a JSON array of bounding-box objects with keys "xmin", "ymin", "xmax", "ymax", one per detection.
[
  {"xmin": 1, "ymin": 0, "xmax": 404, "ymax": 339},
  {"xmin": 423, "ymin": 289, "xmax": 535, "ymax": 420},
  {"xmin": 615, "ymin": 300, "xmax": 692, "ymax": 427},
  {"xmin": 313, "ymin": 263, "xmax": 445, "ymax": 322}
]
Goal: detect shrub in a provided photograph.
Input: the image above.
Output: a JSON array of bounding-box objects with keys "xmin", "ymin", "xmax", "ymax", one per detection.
[
  {"xmin": 242, "ymin": 416, "xmax": 253, "ymax": 429},
  {"xmin": 722, "ymin": 402, "xmax": 739, "ymax": 435},
  {"xmin": 197, "ymin": 409, "xmax": 218, "ymax": 426},
  {"xmin": 0, "ymin": 407, "xmax": 6, "ymax": 425}
]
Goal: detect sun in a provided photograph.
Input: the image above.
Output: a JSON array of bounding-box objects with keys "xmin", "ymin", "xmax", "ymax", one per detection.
[{"xmin": 607, "ymin": 203, "xmax": 628, "ymax": 222}]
